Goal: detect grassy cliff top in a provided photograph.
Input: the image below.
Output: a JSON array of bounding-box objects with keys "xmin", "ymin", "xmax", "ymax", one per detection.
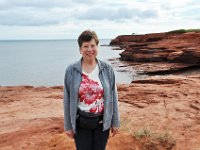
[{"xmin": 168, "ymin": 28, "xmax": 200, "ymax": 33}]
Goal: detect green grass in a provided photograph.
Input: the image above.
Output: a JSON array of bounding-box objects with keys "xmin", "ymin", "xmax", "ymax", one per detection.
[
  {"xmin": 120, "ymin": 118, "xmax": 176, "ymax": 149},
  {"xmin": 133, "ymin": 126, "xmax": 153, "ymax": 139},
  {"xmin": 168, "ymin": 28, "xmax": 200, "ymax": 34},
  {"xmin": 133, "ymin": 127, "xmax": 176, "ymax": 149}
]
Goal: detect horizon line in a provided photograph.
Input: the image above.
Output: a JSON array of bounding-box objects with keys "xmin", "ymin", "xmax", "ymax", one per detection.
[{"xmin": 0, "ymin": 38, "xmax": 112, "ymax": 41}]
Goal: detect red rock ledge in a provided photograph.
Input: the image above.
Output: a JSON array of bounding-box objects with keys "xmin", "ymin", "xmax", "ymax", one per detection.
[{"xmin": 110, "ymin": 31, "xmax": 200, "ymax": 74}]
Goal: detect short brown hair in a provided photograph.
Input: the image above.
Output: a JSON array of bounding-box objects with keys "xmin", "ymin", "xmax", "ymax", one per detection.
[{"xmin": 77, "ymin": 30, "xmax": 99, "ymax": 48}]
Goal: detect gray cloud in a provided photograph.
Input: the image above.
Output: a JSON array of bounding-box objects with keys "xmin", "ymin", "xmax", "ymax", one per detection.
[
  {"xmin": 76, "ymin": 7, "xmax": 158, "ymax": 21},
  {"xmin": 0, "ymin": 0, "xmax": 71, "ymax": 9},
  {"xmin": 0, "ymin": 0, "xmax": 199, "ymax": 40},
  {"xmin": 0, "ymin": 0, "xmax": 158, "ymax": 26},
  {"xmin": 137, "ymin": 9, "xmax": 158, "ymax": 18},
  {"xmin": 0, "ymin": 7, "xmax": 68, "ymax": 26},
  {"xmin": 0, "ymin": 0, "xmax": 103, "ymax": 10},
  {"xmin": 72, "ymin": 0, "xmax": 98, "ymax": 4},
  {"xmin": 0, "ymin": 0, "xmax": 102, "ymax": 26},
  {"xmin": 0, "ymin": 3, "xmax": 158, "ymax": 26}
]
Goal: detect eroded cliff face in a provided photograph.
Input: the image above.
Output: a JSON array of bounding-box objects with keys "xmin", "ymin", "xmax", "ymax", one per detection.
[{"xmin": 110, "ymin": 32, "xmax": 200, "ymax": 74}]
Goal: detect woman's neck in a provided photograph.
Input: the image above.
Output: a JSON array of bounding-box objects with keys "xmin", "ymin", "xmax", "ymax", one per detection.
[
  {"xmin": 81, "ymin": 58, "xmax": 97, "ymax": 73},
  {"xmin": 82, "ymin": 58, "xmax": 97, "ymax": 66}
]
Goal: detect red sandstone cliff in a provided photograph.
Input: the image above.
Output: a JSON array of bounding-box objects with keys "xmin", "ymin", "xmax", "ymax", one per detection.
[{"xmin": 110, "ymin": 31, "xmax": 200, "ymax": 74}]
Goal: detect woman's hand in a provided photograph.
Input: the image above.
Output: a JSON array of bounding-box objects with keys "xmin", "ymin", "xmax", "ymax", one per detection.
[
  {"xmin": 111, "ymin": 127, "xmax": 119, "ymax": 137},
  {"xmin": 65, "ymin": 130, "xmax": 74, "ymax": 139}
]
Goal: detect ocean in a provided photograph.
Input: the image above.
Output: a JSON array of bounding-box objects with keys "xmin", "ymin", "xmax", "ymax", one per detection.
[{"xmin": 0, "ymin": 39, "xmax": 133, "ymax": 86}]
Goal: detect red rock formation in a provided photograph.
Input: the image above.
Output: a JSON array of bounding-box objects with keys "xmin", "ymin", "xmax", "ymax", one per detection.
[
  {"xmin": 110, "ymin": 31, "xmax": 200, "ymax": 74},
  {"xmin": 118, "ymin": 75, "xmax": 200, "ymax": 150},
  {"xmin": 1, "ymin": 75, "xmax": 200, "ymax": 149}
]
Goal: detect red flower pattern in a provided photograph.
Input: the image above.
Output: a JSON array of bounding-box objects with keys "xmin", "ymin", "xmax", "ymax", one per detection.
[{"xmin": 79, "ymin": 73, "xmax": 104, "ymax": 113}]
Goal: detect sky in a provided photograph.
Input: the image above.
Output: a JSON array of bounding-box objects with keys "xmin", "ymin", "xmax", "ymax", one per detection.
[{"xmin": 0, "ymin": 0, "xmax": 199, "ymax": 40}]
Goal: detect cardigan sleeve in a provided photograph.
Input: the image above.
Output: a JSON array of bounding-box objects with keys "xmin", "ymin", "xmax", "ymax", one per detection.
[
  {"xmin": 111, "ymin": 67, "xmax": 120, "ymax": 128},
  {"xmin": 63, "ymin": 66, "xmax": 73, "ymax": 131}
]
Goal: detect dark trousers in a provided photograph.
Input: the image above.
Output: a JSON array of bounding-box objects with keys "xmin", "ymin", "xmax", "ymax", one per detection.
[{"xmin": 74, "ymin": 123, "xmax": 110, "ymax": 150}]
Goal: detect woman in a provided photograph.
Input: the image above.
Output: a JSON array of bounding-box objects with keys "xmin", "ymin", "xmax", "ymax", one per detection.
[{"xmin": 63, "ymin": 30, "xmax": 120, "ymax": 150}]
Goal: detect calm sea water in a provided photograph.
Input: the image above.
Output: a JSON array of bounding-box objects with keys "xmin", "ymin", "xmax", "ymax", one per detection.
[{"xmin": 0, "ymin": 39, "xmax": 133, "ymax": 86}]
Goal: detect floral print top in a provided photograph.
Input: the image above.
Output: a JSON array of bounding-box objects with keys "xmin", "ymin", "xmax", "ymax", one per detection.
[{"xmin": 78, "ymin": 65, "xmax": 104, "ymax": 114}]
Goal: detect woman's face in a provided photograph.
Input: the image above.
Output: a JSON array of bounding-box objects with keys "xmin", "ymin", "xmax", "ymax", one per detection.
[{"xmin": 80, "ymin": 38, "xmax": 98, "ymax": 61}]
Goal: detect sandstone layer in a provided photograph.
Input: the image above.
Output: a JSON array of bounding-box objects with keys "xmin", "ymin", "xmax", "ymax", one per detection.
[
  {"xmin": 1, "ymin": 74, "xmax": 200, "ymax": 150},
  {"xmin": 110, "ymin": 31, "xmax": 200, "ymax": 74}
]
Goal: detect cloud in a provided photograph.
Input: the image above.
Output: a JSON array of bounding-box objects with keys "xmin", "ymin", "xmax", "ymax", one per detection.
[
  {"xmin": 0, "ymin": 0, "xmax": 199, "ymax": 39},
  {"xmin": 0, "ymin": 7, "xmax": 69, "ymax": 26},
  {"xmin": 72, "ymin": 0, "xmax": 98, "ymax": 4},
  {"xmin": 0, "ymin": 0, "xmax": 104, "ymax": 10},
  {"xmin": 0, "ymin": 1, "xmax": 159, "ymax": 26},
  {"xmin": 0, "ymin": 0, "xmax": 71, "ymax": 9},
  {"xmin": 0, "ymin": 0, "xmax": 109, "ymax": 26},
  {"xmin": 75, "ymin": 6, "xmax": 158, "ymax": 21}
]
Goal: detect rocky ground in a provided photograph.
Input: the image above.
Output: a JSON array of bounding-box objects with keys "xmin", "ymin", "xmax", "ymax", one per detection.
[{"xmin": 0, "ymin": 74, "xmax": 200, "ymax": 150}]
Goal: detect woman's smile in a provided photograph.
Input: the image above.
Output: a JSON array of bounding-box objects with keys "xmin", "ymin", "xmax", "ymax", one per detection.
[{"xmin": 86, "ymin": 52, "xmax": 95, "ymax": 55}]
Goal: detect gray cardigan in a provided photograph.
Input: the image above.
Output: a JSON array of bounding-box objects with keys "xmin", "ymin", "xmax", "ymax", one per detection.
[{"xmin": 63, "ymin": 58, "xmax": 120, "ymax": 133}]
